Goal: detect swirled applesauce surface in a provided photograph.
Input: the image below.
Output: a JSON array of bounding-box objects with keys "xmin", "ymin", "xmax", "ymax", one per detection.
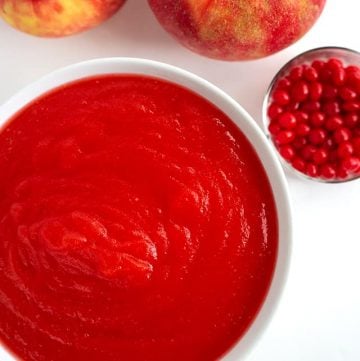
[{"xmin": 0, "ymin": 75, "xmax": 278, "ymax": 361}]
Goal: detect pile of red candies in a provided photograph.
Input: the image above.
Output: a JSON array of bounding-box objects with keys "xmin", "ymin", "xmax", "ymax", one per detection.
[{"xmin": 267, "ymin": 57, "xmax": 360, "ymax": 181}]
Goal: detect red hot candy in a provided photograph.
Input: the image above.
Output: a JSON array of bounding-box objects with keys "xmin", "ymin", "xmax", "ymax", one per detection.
[{"xmin": 268, "ymin": 57, "xmax": 360, "ymax": 180}]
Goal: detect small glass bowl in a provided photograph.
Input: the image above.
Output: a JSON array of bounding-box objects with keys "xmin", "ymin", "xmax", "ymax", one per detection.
[{"xmin": 262, "ymin": 46, "xmax": 360, "ymax": 183}]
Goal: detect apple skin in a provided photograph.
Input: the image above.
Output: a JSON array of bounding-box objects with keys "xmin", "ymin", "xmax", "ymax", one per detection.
[
  {"xmin": 148, "ymin": 0, "xmax": 326, "ymax": 61},
  {"xmin": 0, "ymin": 0, "xmax": 126, "ymax": 37}
]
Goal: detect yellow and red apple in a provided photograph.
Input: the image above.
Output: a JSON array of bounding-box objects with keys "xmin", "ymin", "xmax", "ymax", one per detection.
[
  {"xmin": 148, "ymin": 0, "xmax": 326, "ymax": 60},
  {"xmin": 0, "ymin": 0, "xmax": 126, "ymax": 37}
]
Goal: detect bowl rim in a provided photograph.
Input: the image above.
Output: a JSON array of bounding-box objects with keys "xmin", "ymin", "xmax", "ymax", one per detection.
[
  {"xmin": 0, "ymin": 57, "xmax": 292, "ymax": 361},
  {"xmin": 262, "ymin": 46, "xmax": 360, "ymax": 184}
]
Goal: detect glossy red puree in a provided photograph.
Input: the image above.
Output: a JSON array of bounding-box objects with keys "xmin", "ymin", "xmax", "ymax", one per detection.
[{"xmin": 0, "ymin": 75, "xmax": 278, "ymax": 361}]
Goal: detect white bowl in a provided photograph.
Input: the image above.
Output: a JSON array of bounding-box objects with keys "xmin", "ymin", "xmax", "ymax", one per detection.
[{"xmin": 0, "ymin": 58, "xmax": 292, "ymax": 361}]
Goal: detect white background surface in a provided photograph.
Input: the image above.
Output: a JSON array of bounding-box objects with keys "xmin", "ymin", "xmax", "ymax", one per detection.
[{"xmin": 0, "ymin": 1, "xmax": 359, "ymax": 360}]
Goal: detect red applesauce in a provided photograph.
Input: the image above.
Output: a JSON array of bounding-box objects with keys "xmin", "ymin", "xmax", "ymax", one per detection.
[{"xmin": 0, "ymin": 75, "xmax": 278, "ymax": 361}]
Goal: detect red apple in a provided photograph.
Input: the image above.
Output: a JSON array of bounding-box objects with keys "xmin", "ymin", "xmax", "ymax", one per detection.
[
  {"xmin": 0, "ymin": 0, "xmax": 126, "ymax": 37},
  {"xmin": 148, "ymin": 0, "xmax": 326, "ymax": 60}
]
